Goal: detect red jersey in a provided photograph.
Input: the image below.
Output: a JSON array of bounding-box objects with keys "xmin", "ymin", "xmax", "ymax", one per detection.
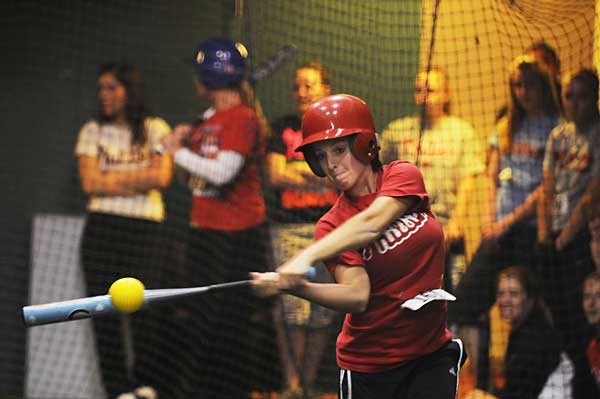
[
  {"xmin": 190, "ymin": 104, "xmax": 265, "ymax": 231},
  {"xmin": 588, "ymin": 338, "xmax": 600, "ymax": 386},
  {"xmin": 315, "ymin": 161, "xmax": 452, "ymax": 372}
]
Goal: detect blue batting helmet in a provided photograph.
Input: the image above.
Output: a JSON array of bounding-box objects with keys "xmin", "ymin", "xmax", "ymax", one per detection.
[{"xmin": 193, "ymin": 38, "xmax": 248, "ymax": 88}]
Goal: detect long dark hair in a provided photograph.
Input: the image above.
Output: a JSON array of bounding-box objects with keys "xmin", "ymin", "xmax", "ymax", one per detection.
[
  {"xmin": 499, "ymin": 55, "xmax": 560, "ymax": 155},
  {"xmin": 97, "ymin": 63, "xmax": 149, "ymax": 146}
]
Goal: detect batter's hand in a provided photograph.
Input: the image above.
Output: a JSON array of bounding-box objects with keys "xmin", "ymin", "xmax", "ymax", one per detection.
[
  {"xmin": 276, "ymin": 253, "xmax": 313, "ymax": 290},
  {"xmin": 249, "ymin": 272, "xmax": 281, "ymax": 297}
]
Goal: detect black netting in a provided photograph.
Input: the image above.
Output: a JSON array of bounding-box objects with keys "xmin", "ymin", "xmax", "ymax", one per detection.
[{"xmin": 2, "ymin": 1, "xmax": 598, "ymax": 398}]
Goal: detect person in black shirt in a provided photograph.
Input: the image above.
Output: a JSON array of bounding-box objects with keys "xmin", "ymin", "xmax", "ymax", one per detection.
[{"xmin": 266, "ymin": 61, "xmax": 338, "ymax": 399}]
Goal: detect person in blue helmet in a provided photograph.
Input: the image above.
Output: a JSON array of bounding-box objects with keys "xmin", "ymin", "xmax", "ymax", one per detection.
[{"xmin": 161, "ymin": 38, "xmax": 270, "ymax": 399}]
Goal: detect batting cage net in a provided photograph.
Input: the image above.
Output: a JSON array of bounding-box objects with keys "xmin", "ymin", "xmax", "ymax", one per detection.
[{"xmin": 2, "ymin": 0, "xmax": 599, "ymax": 398}]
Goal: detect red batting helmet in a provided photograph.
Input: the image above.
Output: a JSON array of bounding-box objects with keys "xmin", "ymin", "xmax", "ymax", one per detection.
[{"xmin": 297, "ymin": 94, "xmax": 378, "ymax": 177}]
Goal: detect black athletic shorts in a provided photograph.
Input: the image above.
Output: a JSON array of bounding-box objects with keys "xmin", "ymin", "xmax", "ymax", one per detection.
[{"xmin": 339, "ymin": 339, "xmax": 467, "ymax": 399}]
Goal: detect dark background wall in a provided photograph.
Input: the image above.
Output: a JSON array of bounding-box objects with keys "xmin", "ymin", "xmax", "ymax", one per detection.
[
  {"xmin": 0, "ymin": 1, "xmax": 421, "ymax": 396},
  {"xmin": 243, "ymin": 0, "xmax": 422, "ymax": 129},
  {"xmin": 1, "ymin": 1, "xmax": 233, "ymax": 395}
]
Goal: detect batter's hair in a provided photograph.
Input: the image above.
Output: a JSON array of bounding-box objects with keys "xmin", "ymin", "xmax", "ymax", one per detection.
[{"xmin": 97, "ymin": 63, "xmax": 150, "ymax": 146}]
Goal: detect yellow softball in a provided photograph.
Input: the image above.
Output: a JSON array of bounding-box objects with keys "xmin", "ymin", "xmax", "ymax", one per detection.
[{"xmin": 109, "ymin": 277, "xmax": 145, "ymax": 313}]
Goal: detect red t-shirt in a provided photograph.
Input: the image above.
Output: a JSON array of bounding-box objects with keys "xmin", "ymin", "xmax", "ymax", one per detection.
[
  {"xmin": 190, "ymin": 104, "xmax": 265, "ymax": 231},
  {"xmin": 315, "ymin": 160, "xmax": 452, "ymax": 372},
  {"xmin": 588, "ymin": 338, "xmax": 600, "ymax": 386}
]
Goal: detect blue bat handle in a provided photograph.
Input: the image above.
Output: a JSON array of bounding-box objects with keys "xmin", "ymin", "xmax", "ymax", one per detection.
[{"xmin": 305, "ymin": 266, "xmax": 317, "ymax": 281}]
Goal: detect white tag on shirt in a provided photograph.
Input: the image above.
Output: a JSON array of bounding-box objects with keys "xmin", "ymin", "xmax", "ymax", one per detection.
[{"xmin": 401, "ymin": 289, "xmax": 456, "ymax": 311}]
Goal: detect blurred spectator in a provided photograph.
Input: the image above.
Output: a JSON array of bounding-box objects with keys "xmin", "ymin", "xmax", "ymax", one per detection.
[
  {"xmin": 586, "ymin": 188, "xmax": 600, "ymax": 269},
  {"xmin": 161, "ymin": 38, "xmax": 269, "ymax": 399},
  {"xmin": 527, "ymin": 41, "xmax": 561, "ymax": 94},
  {"xmin": 449, "ymin": 55, "xmax": 561, "ymax": 378},
  {"xmin": 266, "ymin": 61, "xmax": 338, "ymax": 399},
  {"xmin": 464, "ymin": 266, "xmax": 573, "ymax": 399},
  {"xmin": 537, "ymin": 68, "xmax": 600, "ymax": 398},
  {"xmin": 75, "ymin": 63, "xmax": 173, "ymax": 398},
  {"xmin": 496, "ymin": 41, "xmax": 562, "ymax": 121},
  {"xmin": 380, "ymin": 67, "xmax": 489, "ymax": 290}
]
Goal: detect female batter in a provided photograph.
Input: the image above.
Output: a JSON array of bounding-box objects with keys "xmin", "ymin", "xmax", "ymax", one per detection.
[{"xmin": 252, "ymin": 94, "xmax": 465, "ymax": 399}]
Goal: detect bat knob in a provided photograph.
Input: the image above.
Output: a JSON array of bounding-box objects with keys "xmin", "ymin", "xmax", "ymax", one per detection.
[{"xmin": 305, "ymin": 266, "xmax": 317, "ymax": 281}]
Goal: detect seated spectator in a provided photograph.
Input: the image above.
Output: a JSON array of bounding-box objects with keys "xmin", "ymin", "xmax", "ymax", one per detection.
[
  {"xmin": 537, "ymin": 68, "xmax": 600, "ymax": 398},
  {"xmin": 465, "ymin": 266, "xmax": 573, "ymax": 399},
  {"xmin": 449, "ymin": 55, "xmax": 561, "ymax": 377}
]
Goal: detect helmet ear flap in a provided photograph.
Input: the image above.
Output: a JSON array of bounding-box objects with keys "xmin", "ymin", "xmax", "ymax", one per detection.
[
  {"xmin": 302, "ymin": 149, "xmax": 326, "ymax": 177},
  {"xmin": 366, "ymin": 136, "xmax": 378, "ymax": 161},
  {"xmin": 351, "ymin": 132, "xmax": 378, "ymax": 162}
]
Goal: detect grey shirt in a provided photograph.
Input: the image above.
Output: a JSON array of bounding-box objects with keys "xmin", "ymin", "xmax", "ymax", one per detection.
[{"xmin": 543, "ymin": 120, "xmax": 600, "ymax": 232}]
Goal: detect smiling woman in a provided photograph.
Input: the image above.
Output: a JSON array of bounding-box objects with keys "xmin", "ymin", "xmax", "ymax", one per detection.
[{"xmin": 464, "ymin": 266, "xmax": 574, "ymax": 399}]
